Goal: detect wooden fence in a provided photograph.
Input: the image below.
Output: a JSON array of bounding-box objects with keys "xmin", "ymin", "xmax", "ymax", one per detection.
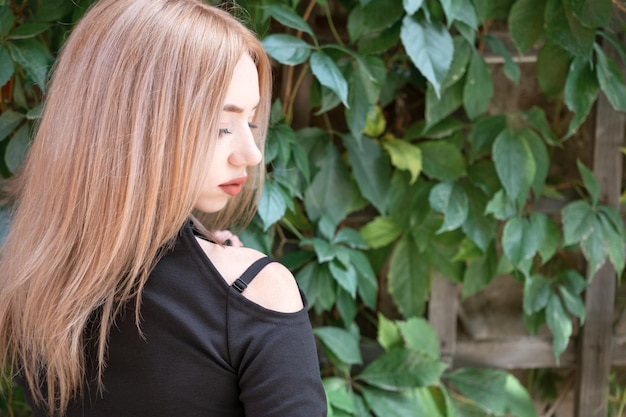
[{"xmin": 429, "ymin": 36, "xmax": 626, "ymax": 417}]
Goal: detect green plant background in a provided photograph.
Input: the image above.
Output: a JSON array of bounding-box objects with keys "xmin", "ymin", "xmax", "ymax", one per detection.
[{"xmin": 1, "ymin": 0, "xmax": 626, "ymax": 416}]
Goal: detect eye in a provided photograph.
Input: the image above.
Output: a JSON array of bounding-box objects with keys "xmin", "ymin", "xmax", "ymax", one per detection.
[
  {"xmin": 248, "ymin": 123, "xmax": 259, "ymax": 129},
  {"xmin": 218, "ymin": 128, "xmax": 232, "ymax": 137}
]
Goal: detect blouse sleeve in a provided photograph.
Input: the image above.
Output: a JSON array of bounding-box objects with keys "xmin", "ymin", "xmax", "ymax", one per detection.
[{"xmin": 226, "ymin": 288, "xmax": 327, "ymax": 417}]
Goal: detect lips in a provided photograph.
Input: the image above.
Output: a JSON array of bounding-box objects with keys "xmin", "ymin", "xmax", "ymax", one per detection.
[{"xmin": 219, "ymin": 176, "xmax": 247, "ymax": 196}]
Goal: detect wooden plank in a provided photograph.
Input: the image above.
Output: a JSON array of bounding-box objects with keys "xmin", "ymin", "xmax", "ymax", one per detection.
[
  {"xmin": 453, "ymin": 337, "xmax": 576, "ymax": 369},
  {"xmin": 453, "ymin": 336, "xmax": 626, "ymax": 369},
  {"xmin": 574, "ymin": 35, "xmax": 625, "ymax": 417},
  {"xmin": 428, "ymin": 273, "xmax": 459, "ymax": 365}
]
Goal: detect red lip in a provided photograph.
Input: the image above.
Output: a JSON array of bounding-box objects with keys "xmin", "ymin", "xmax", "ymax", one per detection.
[{"xmin": 219, "ymin": 176, "xmax": 247, "ymax": 196}]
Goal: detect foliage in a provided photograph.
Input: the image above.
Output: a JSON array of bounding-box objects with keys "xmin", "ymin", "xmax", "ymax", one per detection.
[{"xmin": 1, "ymin": 0, "xmax": 625, "ymax": 416}]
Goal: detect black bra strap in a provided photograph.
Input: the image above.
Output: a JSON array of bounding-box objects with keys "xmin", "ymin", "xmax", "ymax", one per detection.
[{"xmin": 232, "ymin": 257, "xmax": 275, "ymax": 293}]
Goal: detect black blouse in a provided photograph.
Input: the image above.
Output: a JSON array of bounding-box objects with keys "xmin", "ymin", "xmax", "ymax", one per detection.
[{"xmin": 28, "ymin": 220, "xmax": 327, "ymax": 417}]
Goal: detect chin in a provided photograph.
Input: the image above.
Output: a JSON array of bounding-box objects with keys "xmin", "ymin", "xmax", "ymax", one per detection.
[{"xmin": 194, "ymin": 200, "xmax": 228, "ymax": 214}]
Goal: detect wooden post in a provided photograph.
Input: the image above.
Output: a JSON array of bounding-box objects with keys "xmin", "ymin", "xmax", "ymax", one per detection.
[
  {"xmin": 574, "ymin": 36, "xmax": 625, "ymax": 417},
  {"xmin": 428, "ymin": 273, "xmax": 458, "ymax": 365}
]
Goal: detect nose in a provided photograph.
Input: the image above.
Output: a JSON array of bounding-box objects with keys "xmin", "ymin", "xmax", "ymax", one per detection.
[{"xmin": 230, "ymin": 125, "xmax": 262, "ymax": 167}]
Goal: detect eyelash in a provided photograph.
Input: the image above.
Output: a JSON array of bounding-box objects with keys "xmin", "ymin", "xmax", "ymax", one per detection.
[{"xmin": 218, "ymin": 124, "xmax": 259, "ymax": 137}]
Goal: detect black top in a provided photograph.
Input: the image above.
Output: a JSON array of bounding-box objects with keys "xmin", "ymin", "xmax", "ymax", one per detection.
[{"xmin": 27, "ymin": 220, "xmax": 327, "ymax": 417}]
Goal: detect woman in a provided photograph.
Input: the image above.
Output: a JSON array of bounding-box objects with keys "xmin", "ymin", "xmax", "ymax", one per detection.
[{"xmin": 0, "ymin": 0, "xmax": 327, "ymax": 416}]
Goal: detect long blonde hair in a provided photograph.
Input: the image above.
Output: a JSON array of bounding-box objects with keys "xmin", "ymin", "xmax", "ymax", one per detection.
[{"xmin": 0, "ymin": 0, "xmax": 271, "ymax": 414}]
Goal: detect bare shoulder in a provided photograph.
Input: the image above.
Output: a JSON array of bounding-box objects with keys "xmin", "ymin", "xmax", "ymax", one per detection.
[
  {"xmin": 195, "ymin": 237, "xmax": 303, "ymax": 313},
  {"xmin": 244, "ymin": 261, "xmax": 303, "ymax": 313}
]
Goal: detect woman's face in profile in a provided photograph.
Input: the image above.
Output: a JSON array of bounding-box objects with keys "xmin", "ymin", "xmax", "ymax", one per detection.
[{"xmin": 194, "ymin": 54, "xmax": 262, "ymax": 213}]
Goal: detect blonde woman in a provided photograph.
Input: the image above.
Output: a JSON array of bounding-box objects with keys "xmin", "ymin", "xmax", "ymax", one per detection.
[{"xmin": 0, "ymin": 0, "xmax": 327, "ymax": 416}]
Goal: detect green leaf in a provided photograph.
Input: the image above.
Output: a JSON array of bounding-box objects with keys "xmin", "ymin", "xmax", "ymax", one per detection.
[
  {"xmin": 324, "ymin": 378, "xmax": 357, "ymax": 414},
  {"xmin": 462, "ymin": 242, "xmax": 497, "ymax": 297},
  {"xmin": 441, "ymin": 0, "xmax": 465, "ymax": 26},
  {"xmin": 334, "ymin": 227, "xmax": 368, "ymax": 248},
  {"xmin": 257, "ymin": 181, "xmax": 288, "ymax": 230},
  {"xmin": 485, "ymin": 189, "xmax": 517, "ymax": 220},
  {"xmin": 261, "ymin": 34, "xmax": 311, "ymax": 65},
  {"xmin": 357, "ymin": 20, "xmax": 402, "ymax": 56},
  {"xmin": 486, "ymin": 35, "xmax": 521, "ymax": 84},
  {"xmin": 442, "ymin": 36, "xmax": 472, "ymax": 90},
  {"xmin": 0, "ymin": 45, "xmax": 13, "ymax": 88},
  {"xmin": 382, "ymin": 138, "xmax": 423, "ymax": 184},
  {"xmin": 463, "ymin": 51, "xmax": 493, "ymax": 120},
  {"xmin": 468, "ymin": 115, "xmax": 506, "ymax": 162},
  {"xmin": 0, "ymin": 109, "xmax": 24, "ymax": 141},
  {"xmin": 306, "ymin": 237, "xmax": 336, "ymax": 263},
  {"xmin": 336, "ymin": 288, "xmax": 357, "ymax": 325},
  {"xmin": 445, "ymin": 369, "xmax": 537, "ymax": 417},
  {"xmin": 599, "ymin": 212, "xmax": 626, "ymax": 275},
  {"xmin": 357, "ymin": 348, "xmax": 447, "ymax": 389},
  {"xmin": 8, "ymin": 22, "xmax": 51, "ymax": 39},
  {"xmin": 8, "ymin": 38, "xmax": 51, "ymax": 89},
  {"xmin": 399, "ymin": 317, "xmax": 440, "ymax": 358},
  {"xmin": 523, "ymin": 127, "xmax": 549, "ymax": 196},
  {"xmin": 329, "ymin": 259, "xmax": 358, "ymax": 297},
  {"xmin": 362, "ymin": 0, "xmax": 405, "ymax": 32},
  {"xmin": 531, "ymin": 212, "xmax": 560, "ymax": 264},
  {"xmin": 566, "ymin": 0, "xmax": 612, "ymax": 28},
  {"xmin": 509, "ymin": 0, "xmax": 545, "ymax": 53},
  {"xmin": 304, "ymin": 143, "xmax": 353, "ymax": 225},
  {"xmin": 559, "ymin": 285, "xmax": 586, "ymax": 324},
  {"xmin": 557, "ymin": 269, "xmax": 588, "ymax": 294},
  {"xmin": 425, "ymin": 79, "xmax": 464, "ymax": 127},
  {"xmin": 349, "ymin": 249, "xmax": 378, "ymax": 308},
  {"xmin": 315, "ymin": 326, "xmax": 363, "ymax": 366},
  {"xmin": 310, "ymin": 51, "xmax": 348, "ymax": 108},
  {"xmin": 361, "ymin": 386, "xmax": 423, "ymax": 417},
  {"xmin": 298, "ymin": 263, "xmax": 336, "ymax": 314},
  {"xmin": 564, "ymin": 56, "xmax": 599, "ymax": 138},
  {"xmin": 523, "ymin": 273, "xmax": 552, "ymax": 314},
  {"xmin": 343, "ymin": 134, "xmax": 392, "ymax": 214},
  {"xmin": 429, "ymin": 180, "xmax": 468, "ymax": 233},
  {"xmin": 403, "ymin": 0, "xmax": 424, "ymax": 15},
  {"xmin": 33, "ymin": 0, "xmax": 73, "ymax": 21},
  {"xmin": 598, "ymin": 205, "xmax": 626, "ymax": 239},
  {"xmin": 345, "ymin": 57, "xmax": 383, "ymax": 139},
  {"xmin": 265, "ymin": 5, "xmax": 314, "ymax": 37},
  {"xmin": 580, "ymin": 217, "xmax": 606, "ymax": 277},
  {"xmin": 5, "ymin": 123, "xmax": 30, "ymax": 173},
  {"xmin": 389, "ymin": 175, "xmax": 432, "ymax": 230},
  {"xmin": 561, "ymin": 200, "xmax": 595, "ymax": 246},
  {"xmin": 0, "ymin": 5, "xmax": 14, "ymax": 37},
  {"xmin": 364, "ymin": 105, "xmax": 386, "ymax": 137},
  {"xmin": 462, "ymin": 183, "xmax": 496, "ymax": 251},
  {"xmin": 361, "ymin": 216, "xmax": 403, "ymax": 249},
  {"xmin": 536, "ymin": 41, "xmax": 571, "ymax": 98},
  {"xmin": 522, "ymin": 106, "xmax": 559, "ymax": 146},
  {"xmin": 378, "ymin": 314, "xmax": 403, "ymax": 351},
  {"xmin": 419, "ymin": 140, "xmax": 466, "ymax": 181},
  {"xmin": 401, "ymin": 14, "xmax": 453, "ymax": 97},
  {"xmin": 451, "ymin": 1, "xmax": 478, "ymax": 30},
  {"xmin": 389, "ymin": 233, "xmax": 430, "ymax": 317},
  {"xmin": 546, "ymin": 292, "xmax": 573, "ymax": 359},
  {"xmin": 544, "ymin": 0, "xmax": 595, "ymax": 57},
  {"xmin": 595, "ymin": 44, "xmax": 626, "ymax": 112},
  {"xmin": 492, "ymin": 127, "xmax": 535, "ymax": 203},
  {"xmin": 577, "ymin": 159, "xmax": 600, "ymax": 206},
  {"xmin": 503, "ymin": 216, "xmax": 540, "ymax": 266}
]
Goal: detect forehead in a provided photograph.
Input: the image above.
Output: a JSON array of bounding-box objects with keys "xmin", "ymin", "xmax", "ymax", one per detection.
[{"xmin": 223, "ymin": 54, "xmax": 260, "ymax": 111}]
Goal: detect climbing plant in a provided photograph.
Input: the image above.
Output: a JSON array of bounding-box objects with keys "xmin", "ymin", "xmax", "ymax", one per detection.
[{"xmin": 1, "ymin": 0, "xmax": 625, "ymax": 416}]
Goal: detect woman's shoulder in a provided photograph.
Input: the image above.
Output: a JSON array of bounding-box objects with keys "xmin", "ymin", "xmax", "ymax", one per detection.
[{"xmin": 194, "ymin": 237, "xmax": 303, "ymax": 313}]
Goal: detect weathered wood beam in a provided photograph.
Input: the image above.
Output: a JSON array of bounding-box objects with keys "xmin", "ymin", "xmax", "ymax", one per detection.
[{"xmin": 574, "ymin": 34, "xmax": 625, "ymax": 417}]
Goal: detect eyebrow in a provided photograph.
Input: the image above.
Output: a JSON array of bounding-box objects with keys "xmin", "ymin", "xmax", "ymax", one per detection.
[{"xmin": 222, "ymin": 103, "xmax": 259, "ymax": 113}]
